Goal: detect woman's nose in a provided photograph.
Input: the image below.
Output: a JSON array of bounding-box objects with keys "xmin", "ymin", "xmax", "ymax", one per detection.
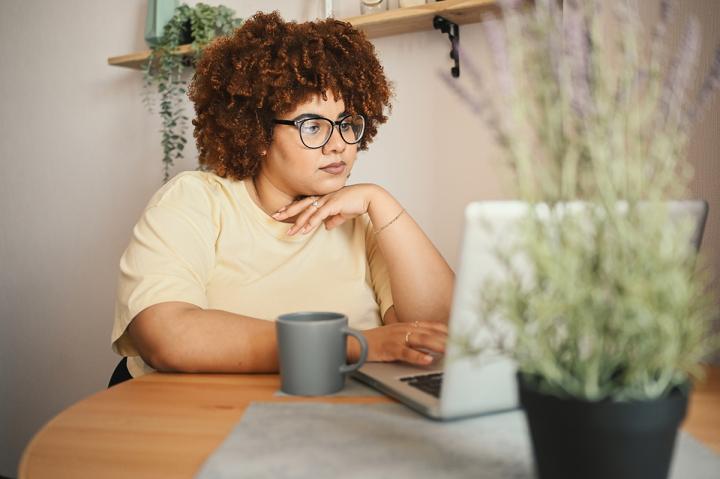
[{"xmin": 322, "ymin": 124, "xmax": 346, "ymax": 154}]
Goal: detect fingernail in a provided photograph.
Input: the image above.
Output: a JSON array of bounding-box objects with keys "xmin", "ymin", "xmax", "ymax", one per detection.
[
  {"xmin": 278, "ymin": 206, "xmax": 287, "ymax": 212},
  {"xmin": 423, "ymin": 355, "xmax": 433, "ymax": 363}
]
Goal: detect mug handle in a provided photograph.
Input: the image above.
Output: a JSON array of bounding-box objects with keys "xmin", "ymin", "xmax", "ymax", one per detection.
[{"xmin": 339, "ymin": 327, "xmax": 368, "ymax": 374}]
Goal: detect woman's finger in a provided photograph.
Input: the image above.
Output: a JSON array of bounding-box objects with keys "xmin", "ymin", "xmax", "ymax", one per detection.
[
  {"xmin": 412, "ymin": 321, "xmax": 449, "ymax": 335},
  {"xmin": 288, "ymin": 199, "xmax": 327, "ymax": 235},
  {"xmin": 272, "ymin": 196, "xmax": 320, "ymax": 221},
  {"xmin": 399, "ymin": 345, "xmax": 435, "ymax": 366},
  {"xmin": 323, "ymin": 214, "xmax": 349, "ymax": 230},
  {"xmin": 406, "ymin": 331, "xmax": 446, "ymax": 355},
  {"xmin": 301, "ymin": 202, "xmax": 342, "ymax": 234}
]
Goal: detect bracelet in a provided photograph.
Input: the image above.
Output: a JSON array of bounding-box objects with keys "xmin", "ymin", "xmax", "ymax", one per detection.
[{"xmin": 374, "ymin": 209, "xmax": 405, "ymax": 235}]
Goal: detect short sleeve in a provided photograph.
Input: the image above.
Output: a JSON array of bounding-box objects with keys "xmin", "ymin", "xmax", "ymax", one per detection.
[
  {"xmin": 364, "ymin": 219, "xmax": 394, "ymax": 322},
  {"xmin": 111, "ymin": 173, "xmax": 219, "ymax": 356}
]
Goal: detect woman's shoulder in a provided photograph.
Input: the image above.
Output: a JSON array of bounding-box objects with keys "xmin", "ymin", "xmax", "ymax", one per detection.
[{"xmin": 146, "ymin": 170, "xmax": 238, "ymax": 210}]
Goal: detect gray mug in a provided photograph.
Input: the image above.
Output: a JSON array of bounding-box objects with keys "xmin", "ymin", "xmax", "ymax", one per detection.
[{"xmin": 276, "ymin": 312, "xmax": 369, "ymax": 396}]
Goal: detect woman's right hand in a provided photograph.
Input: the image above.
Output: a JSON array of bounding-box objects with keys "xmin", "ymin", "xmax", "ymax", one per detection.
[{"xmin": 350, "ymin": 321, "xmax": 449, "ymax": 366}]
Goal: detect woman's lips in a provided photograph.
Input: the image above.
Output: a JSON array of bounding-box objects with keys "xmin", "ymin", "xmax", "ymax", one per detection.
[{"xmin": 320, "ymin": 162, "xmax": 346, "ymax": 175}]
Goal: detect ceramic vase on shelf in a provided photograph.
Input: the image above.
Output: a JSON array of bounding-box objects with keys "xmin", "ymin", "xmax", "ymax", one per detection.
[
  {"xmin": 361, "ymin": 0, "xmax": 388, "ymax": 15},
  {"xmin": 144, "ymin": 0, "xmax": 178, "ymax": 47},
  {"xmin": 324, "ymin": 0, "xmax": 334, "ymax": 18},
  {"xmin": 399, "ymin": 0, "xmax": 427, "ymax": 7}
]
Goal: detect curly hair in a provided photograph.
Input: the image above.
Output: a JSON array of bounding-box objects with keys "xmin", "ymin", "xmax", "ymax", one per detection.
[{"xmin": 188, "ymin": 11, "xmax": 393, "ymax": 180}]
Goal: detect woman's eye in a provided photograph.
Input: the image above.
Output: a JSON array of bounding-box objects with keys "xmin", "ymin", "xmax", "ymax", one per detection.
[
  {"xmin": 339, "ymin": 122, "xmax": 352, "ymax": 132},
  {"xmin": 300, "ymin": 121, "xmax": 321, "ymax": 135}
]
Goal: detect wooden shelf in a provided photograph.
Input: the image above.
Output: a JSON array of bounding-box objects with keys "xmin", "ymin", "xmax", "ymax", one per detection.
[
  {"xmin": 108, "ymin": 0, "xmax": 500, "ymax": 70},
  {"xmin": 108, "ymin": 44, "xmax": 194, "ymax": 70},
  {"xmin": 343, "ymin": 0, "xmax": 499, "ymax": 39}
]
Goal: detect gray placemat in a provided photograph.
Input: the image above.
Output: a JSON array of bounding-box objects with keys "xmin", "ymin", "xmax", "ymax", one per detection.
[
  {"xmin": 196, "ymin": 402, "xmax": 720, "ymax": 479},
  {"xmin": 273, "ymin": 377, "xmax": 383, "ymax": 397}
]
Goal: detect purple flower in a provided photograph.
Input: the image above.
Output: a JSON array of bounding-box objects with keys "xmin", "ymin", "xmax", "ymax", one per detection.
[
  {"xmin": 438, "ymin": 68, "xmax": 508, "ymax": 148},
  {"xmin": 660, "ymin": 16, "xmax": 701, "ymax": 130},
  {"xmin": 481, "ymin": 13, "xmax": 515, "ymax": 99},
  {"xmin": 564, "ymin": 1, "xmax": 594, "ymax": 120},
  {"xmin": 689, "ymin": 44, "xmax": 720, "ymax": 124},
  {"xmin": 457, "ymin": 45, "xmax": 485, "ymax": 93}
]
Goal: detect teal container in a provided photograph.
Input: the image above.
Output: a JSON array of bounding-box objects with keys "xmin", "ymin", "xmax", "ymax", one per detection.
[{"xmin": 144, "ymin": 0, "xmax": 179, "ymax": 47}]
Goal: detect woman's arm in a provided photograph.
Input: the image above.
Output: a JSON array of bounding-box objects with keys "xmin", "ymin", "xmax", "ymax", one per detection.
[
  {"xmin": 277, "ymin": 184, "xmax": 455, "ymax": 325},
  {"xmin": 128, "ymin": 301, "xmax": 279, "ymax": 373},
  {"xmin": 365, "ymin": 185, "xmax": 454, "ymax": 324},
  {"xmin": 128, "ymin": 301, "xmax": 449, "ymax": 372}
]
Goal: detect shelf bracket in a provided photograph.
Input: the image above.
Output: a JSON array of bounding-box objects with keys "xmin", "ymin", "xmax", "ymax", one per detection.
[{"xmin": 433, "ymin": 15, "xmax": 460, "ymax": 78}]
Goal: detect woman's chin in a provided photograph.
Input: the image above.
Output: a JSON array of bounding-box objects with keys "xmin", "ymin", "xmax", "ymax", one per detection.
[{"xmin": 312, "ymin": 177, "xmax": 349, "ymax": 195}]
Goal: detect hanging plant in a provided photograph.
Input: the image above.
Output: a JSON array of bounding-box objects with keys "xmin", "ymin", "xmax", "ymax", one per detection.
[{"xmin": 143, "ymin": 3, "xmax": 241, "ymax": 182}]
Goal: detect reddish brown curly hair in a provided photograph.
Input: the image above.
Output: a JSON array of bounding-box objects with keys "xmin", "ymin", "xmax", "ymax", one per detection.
[{"xmin": 188, "ymin": 11, "xmax": 393, "ymax": 180}]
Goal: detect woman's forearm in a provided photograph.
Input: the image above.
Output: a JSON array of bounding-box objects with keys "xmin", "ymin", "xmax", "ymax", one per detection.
[
  {"xmin": 129, "ymin": 302, "xmax": 372, "ymax": 372},
  {"xmin": 367, "ymin": 186, "xmax": 454, "ymax": 324},
  {"xmin": 129, "ymin": 302, "xmax": 279, "ymax": 373}
]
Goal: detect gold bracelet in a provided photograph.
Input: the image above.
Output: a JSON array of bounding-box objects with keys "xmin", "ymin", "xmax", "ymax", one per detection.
[{"xmin": 374, "ymin": 209, "xmax": 405, "ymax": 235}]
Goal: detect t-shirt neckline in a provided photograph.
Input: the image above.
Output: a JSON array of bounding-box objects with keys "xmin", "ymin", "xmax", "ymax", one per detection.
[{"xmin": 238, "ymin": 179, "xmax": 310, "ymax": 242}]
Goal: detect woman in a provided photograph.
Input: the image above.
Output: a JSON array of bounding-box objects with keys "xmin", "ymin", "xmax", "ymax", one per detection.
[{"xmin": 111, "ymin": 12, "xmax": 454, "ymax": 379}]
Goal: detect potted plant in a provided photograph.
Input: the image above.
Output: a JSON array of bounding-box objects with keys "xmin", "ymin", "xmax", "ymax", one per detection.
[
  {"xmin": 443, "ymin": 1, "xmax": 720, "ymax": 478},
  {"xmin": 142, "ymin": 3, "xmax": 241, "ymax": 182}
]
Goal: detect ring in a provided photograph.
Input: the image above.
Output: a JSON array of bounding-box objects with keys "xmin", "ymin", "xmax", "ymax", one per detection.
[
  {"xmin": 404, "ymin": 331, "xmax": 412, "ymax": 346},
  {"xmin": 311, "ymin": 199, "xmax": 320, "ymax": 208},
  {"xmin": 413, "ymin": 321, "xmax": 419, "ymax": 328}
]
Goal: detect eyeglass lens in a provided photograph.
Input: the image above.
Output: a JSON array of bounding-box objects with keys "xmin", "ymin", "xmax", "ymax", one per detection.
[{"xmin": 299, "ymin": 115, "xmax": 365, "ymax": 149}]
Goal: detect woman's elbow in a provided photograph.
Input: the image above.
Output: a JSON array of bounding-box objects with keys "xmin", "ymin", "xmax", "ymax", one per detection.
[
  {"xmin": 127, "ymin": 304, "xmax": 194, "ymax": 372},
  {"xmin": 128, "ymin": 325, "xmax": 179, "ymax": 371},
  {"xmin": 141, "ymin": 346, "xmax": 181, "ymax": 372}
]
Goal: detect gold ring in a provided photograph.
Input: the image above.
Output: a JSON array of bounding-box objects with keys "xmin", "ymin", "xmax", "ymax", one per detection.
[{"xmin": 404, "ymin": 331, "xmax": 412, "ymax": 346}]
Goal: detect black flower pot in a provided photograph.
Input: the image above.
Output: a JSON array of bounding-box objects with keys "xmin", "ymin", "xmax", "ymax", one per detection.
[
  {"xmin": 178, "ymin": 18, "xmax": 193, "ymax": 45},
  {"xmin": 518, "ymin": 374, "xmax": 689, "ymax": 479}
]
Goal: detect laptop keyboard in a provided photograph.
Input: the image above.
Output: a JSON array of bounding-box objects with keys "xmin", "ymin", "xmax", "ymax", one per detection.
[{"xmin": 400, "ymin": 372, "xmax": 444, "ymax": 398}]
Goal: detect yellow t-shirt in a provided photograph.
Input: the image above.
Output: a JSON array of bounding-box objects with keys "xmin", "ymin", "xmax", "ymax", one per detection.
[{"xmin": 111, "ymin": 171, "xmax": 394, "ymax": 378}]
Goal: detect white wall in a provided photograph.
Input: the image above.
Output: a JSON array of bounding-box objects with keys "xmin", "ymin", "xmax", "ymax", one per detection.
[{"xmin": 1, "ymin": 0, "xmax": 718, "ymax": 476}]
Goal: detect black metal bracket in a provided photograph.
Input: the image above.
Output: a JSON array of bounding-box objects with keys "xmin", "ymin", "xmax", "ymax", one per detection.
[{"xmin": 433, "ymin": 15, "xmax": 460, "ymax": 78}]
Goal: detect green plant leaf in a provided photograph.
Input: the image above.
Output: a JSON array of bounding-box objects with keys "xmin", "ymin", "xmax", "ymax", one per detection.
[{"xmin": 143, "ymin": 2, "xmax": 241, "ymax": 182}]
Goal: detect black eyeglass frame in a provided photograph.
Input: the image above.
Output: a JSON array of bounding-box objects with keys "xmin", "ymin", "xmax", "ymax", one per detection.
[{"xmin": 272, "ymin": 114, "xmax": 366, "ymax": 150}]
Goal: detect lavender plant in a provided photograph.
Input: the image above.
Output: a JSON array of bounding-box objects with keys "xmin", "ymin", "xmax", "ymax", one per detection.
[{"xmin": 444, "ymin": 0, "xmax": 720, "ymax": 401}]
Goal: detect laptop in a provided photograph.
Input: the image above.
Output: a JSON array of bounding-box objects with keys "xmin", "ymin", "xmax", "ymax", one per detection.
[{"xmin": 352, "ymin": 200, "xmax": 709, "ymax": 420}]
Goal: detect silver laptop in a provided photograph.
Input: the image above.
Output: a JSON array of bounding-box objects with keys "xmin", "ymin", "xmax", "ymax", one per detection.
[{"xmin": 352, "ymin": 200, "xmax": 709, "ymax": 420}]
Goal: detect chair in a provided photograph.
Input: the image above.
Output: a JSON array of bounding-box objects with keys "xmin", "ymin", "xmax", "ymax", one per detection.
[{"xmin": 108, "ymin": 357, "xmax": 132, "ymax": 388}]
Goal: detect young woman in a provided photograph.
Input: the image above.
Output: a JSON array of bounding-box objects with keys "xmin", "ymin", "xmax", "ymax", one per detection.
[{"xmin": 110, "ymin": 11, "xmax": 454, "ymax": 379}]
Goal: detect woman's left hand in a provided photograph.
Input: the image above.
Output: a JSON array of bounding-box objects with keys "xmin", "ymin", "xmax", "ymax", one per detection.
[{"xmin": 272, "ymin": 184, "xmax": 379, "ymax": 235}]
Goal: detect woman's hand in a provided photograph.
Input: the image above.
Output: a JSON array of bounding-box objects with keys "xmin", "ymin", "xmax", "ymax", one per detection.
[
  {"xmin": 350, "ymin": 321, "xmax": 449, "ymax": 366},
  {"xmin": 272, "ymin": 184, "xmax": 378, "ymax": 235}
]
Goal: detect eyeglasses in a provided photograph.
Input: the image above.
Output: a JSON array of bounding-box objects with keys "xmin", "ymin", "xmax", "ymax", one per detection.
[{"xmin": 272, "ymin": 114, "xmax": 366, "ymax": 149}]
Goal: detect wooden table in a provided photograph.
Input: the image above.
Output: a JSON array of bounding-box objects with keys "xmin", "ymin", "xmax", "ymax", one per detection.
[{"xmin": 19, "ymin": 366, "xmax": 720, "ymax": 479}]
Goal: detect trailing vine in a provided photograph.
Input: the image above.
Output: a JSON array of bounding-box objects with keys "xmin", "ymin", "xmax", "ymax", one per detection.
[{"xmin": 143, "ymin": 3, "xmax": 240, "ymax": 182}]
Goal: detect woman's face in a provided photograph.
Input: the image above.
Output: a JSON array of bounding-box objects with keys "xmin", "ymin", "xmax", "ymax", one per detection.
[{"xmin": 262, "ymin": 91, "xmax": 358, "ymax": 198}]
